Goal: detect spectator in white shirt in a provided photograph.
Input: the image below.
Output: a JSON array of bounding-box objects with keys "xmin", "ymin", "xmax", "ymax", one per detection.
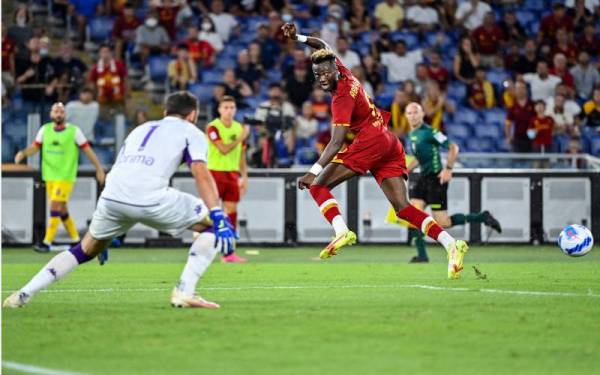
[
  {"xmin": 295, "ymin": 101, "xmax": 318, "ymax": 141},
  {"xmin": 381, "ymin": 40, "xmax": 423, "ymax": 82},
  {"xmin": 209, "ymin": 0, "xmax": 238, "ymax": 42},
  {"xmin": 565, "ymin": 0, "xmax": 599, "ymax": 13},
  {"xmin": 545, "ymin": 93, "xmax": 578, "ymax": 135},
  {"xmin": 545, "ymin": 83, "xmax": 582, "ymax": 117},
  {"xmin": 65, "ymin": 86, "xmax": 99, "ymax": 143},
  {"xmin": 455, "ymin": 0, "xmax": 492, "ymax": 31},
  {"xmin": 406, "ymin": 0, "xmax": 439, "ymax": 32},
  {"xmin": 336, "ymin": 37, "xmax": 361, "ymax": 70},
  {"xmin": 523, "ymin": 61, "xmax": 562, "ymax": 101},
  {"xmin": 198, "ymin": 15, "xmax": 223, "ymax": 52},
  {"xmin": 570, "ymin": 51, "xmax": 600, "ymax": 101}
]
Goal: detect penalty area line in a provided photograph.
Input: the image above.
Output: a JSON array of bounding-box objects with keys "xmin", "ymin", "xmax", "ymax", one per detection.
[
  {"xmin": 2, "ymin": 284, "xmax": 599, "ymax": 298},
  {"xmin": 2, "ymin": 361, "xmax": 87, "ymax": 375}
]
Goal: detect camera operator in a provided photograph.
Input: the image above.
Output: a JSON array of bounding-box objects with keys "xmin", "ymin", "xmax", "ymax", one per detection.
[{"xmin": 250, "ymin": 83, "xmax": 296, "ymax": 167}]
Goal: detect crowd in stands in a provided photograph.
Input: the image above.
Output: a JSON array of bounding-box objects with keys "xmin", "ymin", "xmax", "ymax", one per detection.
[{"xmin": 3, "ymin": 0, "xmax": 600, "ymax": 168}]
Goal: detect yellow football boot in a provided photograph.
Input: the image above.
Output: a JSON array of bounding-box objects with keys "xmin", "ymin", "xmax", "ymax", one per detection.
[
  {"xmin": 447, "ymin": 240, "xmax": 469, "ymax": 279},
  {"xmin": 319, "ymin": 231, "xmax": 357, "ymax": 260}
]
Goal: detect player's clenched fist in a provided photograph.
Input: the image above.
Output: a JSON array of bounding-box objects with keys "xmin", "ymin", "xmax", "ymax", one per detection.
[
  {"xmin": 281, "ymin": 23, "xmax": 297, "ymax": 40},
  {"xmin": 297, "ymin": 173, "xmax": 316, "ymax": 190}
]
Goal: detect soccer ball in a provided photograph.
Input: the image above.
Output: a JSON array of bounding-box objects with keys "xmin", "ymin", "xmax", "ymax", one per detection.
[{"xmin": 558, "ymin": 225, "xmax": 594, "ymax": 257}]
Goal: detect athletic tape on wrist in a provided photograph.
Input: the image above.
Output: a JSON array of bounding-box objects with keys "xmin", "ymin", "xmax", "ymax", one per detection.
[
  {"xmin": 309, "ymin": 163, "xmax": 323, "ymax": 176},
  {"xmin": 297, "ymin": 34, "xmax": 308, "ymax": 42}
]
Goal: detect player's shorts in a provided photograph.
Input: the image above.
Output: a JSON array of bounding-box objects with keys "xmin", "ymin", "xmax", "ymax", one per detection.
[
  {"xmin": 45, "ymin": 181, "xmax": 74, "ymax": 202},
  {"xmin": 210, "ymin": 170, "xmax": 240, "ymax": 203},
  {"xmin": 89, "ymin": 188, "xmax": 209, "ymax": 240},
  {"xmin": 332, "ymin": 130, "xmax": 407, "ymax": 185},
  {"xmin": 409, "ymin": 174, "xmax": 448, "ymax": 211}
]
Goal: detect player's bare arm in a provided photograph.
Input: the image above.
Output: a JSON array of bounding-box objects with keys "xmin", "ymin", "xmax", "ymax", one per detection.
[
  {"xmin": 439, "ymin": 142, "xmax": 458, "ymax": 184},
  {"xmin": 189, "ymin": 161, "xmax": 221, "ymax": 209},
  {"xmin": 239, "ymin": 147, "xmax": 249, "ymax": 196},
  {"xmin": 14, "ymin": 144, "xmax": 40, "ymax": 164},
  {"xmin": 211, "ymin": 126, "xmax": 249, "ymax": 155},
  {"xmin": 298, "ymin": 125, "xmax": 349, "ymax": 190},
  {"xmin": 82, "ymin": 145, "xmax": 106, "ymax": 185},
  {"xmin": 282, "ymin": 23, "xmax": 332, "ymax": 51}
]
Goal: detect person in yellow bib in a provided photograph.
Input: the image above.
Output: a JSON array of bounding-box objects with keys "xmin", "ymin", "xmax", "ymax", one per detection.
[
  {"xmin": 14, "ymin": 102, "xmax": 106, "ymax": 253},
  {"xmin": 206, "ymin": 96, "xmax": 250, "ymax": 263}
]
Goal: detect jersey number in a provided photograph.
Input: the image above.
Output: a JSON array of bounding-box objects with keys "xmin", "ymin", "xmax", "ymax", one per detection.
[{"xmin": 138, "ymin": 125, "xmax": 159, "ymax": 151}]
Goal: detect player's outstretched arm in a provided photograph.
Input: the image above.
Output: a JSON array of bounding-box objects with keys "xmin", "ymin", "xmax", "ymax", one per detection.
[
  {"xmin": 281, "ymin": 23, "xmax": 333, "ymax": 52},
  {"xmin": 82, "ymin": 145, "xmax": 106, "ymax": 185},
  {"xmin": 14, "ymin": 144, "xmax": 40, "ymax": 164}
]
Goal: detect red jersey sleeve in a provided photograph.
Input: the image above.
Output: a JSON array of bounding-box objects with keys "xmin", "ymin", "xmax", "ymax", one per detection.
[
  {"xmin": 331, "ymin": 90, "xmax": 355, "ymax": 127},
  {"xmin": 206, "ymin": 125, "xmax": 221, "ymax": 142}
]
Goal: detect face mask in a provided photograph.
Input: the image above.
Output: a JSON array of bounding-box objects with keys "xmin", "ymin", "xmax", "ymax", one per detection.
[
  {"xmin": 326, "ymin": 22, "xmax": 338, "ymax": 32},
  {"xmin": 201, "ymin": 22, "xmax": 211, "ymax": 31},
  {"xmin": 145, "ymin": 18, "xmax": 158, "ymax": 28},
  {"xmin": 40, "ymin": 48, "xmax": 48, "ymax": 56},
  {"xmin": 16, "ymin": 16, "xmax": 26, "ymax": 27},
  {"xmin": 282, "ymin": 14, "xmax": 292, "ymax": 23}
]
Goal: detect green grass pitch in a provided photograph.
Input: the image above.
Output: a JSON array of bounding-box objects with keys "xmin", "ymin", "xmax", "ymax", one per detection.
[{"xmin": 3, "ymin": 245, "xmax": 600, "ymax": 375}]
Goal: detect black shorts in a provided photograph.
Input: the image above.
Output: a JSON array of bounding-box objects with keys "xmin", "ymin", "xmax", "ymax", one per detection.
[{"xmin": 409, "ymin": 174, "xmax": 448, "ymax": 211}]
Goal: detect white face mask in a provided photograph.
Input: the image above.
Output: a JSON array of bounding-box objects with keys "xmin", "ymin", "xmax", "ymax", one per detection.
[
  {"xmin": 16, "ymin": 16, "xmax": 26, "ymax": 27},
  {"xmin": 145, "ymin": 18, "xmax": 158, "ymax": 28},
  {"xmin": 201, "ymin": 22, "xmax": 211, "ymax": 31},
  {"xmin": 40, "ymin": 48, "xmax": 49, "ymax": 56}
]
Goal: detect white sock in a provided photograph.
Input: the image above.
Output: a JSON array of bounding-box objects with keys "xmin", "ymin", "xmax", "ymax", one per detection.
[
  {"xmin": 332, "ymin": 215, "xmax": 349, "ymax": 236},
  {"xmin": 438, "ymin": 231, "xmax": 455, "ymax": 251},
  {"xmin": 176, "ymin": 231, "xmax": 218, "ymax": 296},
  {"xmin": 21, "ymin": 251, "xmax": 79, "ymax": 297}
]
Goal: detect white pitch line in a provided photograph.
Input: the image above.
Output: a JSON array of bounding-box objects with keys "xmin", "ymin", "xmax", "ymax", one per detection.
[
  {"xmin": 2, "ymin": 361, "xmax": 87, "ymax": 375},
  {"xmin": 2, "ymin": 284, "xmax": 599, "ymax": 298}
]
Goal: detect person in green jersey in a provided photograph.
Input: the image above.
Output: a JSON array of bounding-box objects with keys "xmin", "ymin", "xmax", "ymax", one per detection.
[
  {"xmin": 205, "ymin": 95, "xmax": 250, "ymax": 263},
  {"xmin": 396, "ymin": 102, "xmax": 501, "ymax": 263},
  {"xmin": 14, "ymin": 102, "xmax": 106, "ymax": 253}
]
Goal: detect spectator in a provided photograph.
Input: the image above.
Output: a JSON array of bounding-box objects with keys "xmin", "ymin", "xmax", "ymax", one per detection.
[
  {"xmin": 389, "ymin": 89, "xmax": 410, "ymax": 139},
  {"xmin": 404, "ymin": 80, "xmax": 421, "ymax": 102},
  {"xmin": 468, "ymin": 67, "xmax": 496, "ymax": 109},
  {"xmin": 282, "ymin": 48, "xmax": 309, "ymax": 81},
  {"xmin": 371, "ymin": 24, "xmax": 393, "ymax": 60},
  {"xmin": 295, "ymin": 101, "xmax": 319, "ymax": 141},
  {"xmin": 210, "ymin": 84, "xmax": 226, "ymax": 118},
  {"xmin": 88, "ymin": 44, "xmax": 128, "ymax": 115},
  {"xmin": 502, "ymin": 78, "xmax": 516, "ymax": 109},
  {"xmin": 53, "ymin": 41, "xmax": 87, "ymax": 103},
  {"xmin": 566, "ymin": 0, "xmax": 595, "ymax": 34},
  {"xmin": 112, "ymin": 2, "xmax": 142, "ymax": 59},
  {"xmin": 427, "ymin": 51, "xmax": 450, "ymax": 91},
  {"xmin": 550, "ymin": 54, "xmax": 575, "ymax": 95},
  {"xmin": 565, "ymin": 0, "xmax": 600, "ymax": 13},
  {"xmin": 552, "ymin": 28, "xmax": 578, "ymax": 66},
  {"xmin": 7, "ymin": 6, "xmax": 34, "ymax": 50},
  {"xmin": 422, "ymin": 80, "xmax": 452, "ymax": 131},
  {"xmin": 209, "ymin": 0, "xmax": 239, "ymax": 42},
  {"xmin": 455, "ymin": 0, "xmax": 492, "ymax": 31},
  {"xmin": 505, "ymin": 81, "xmax": 535, "ymax": 152},
  {"xmin": 133, "ymin": 109, "xmax": 149, "ymax": 127},
  {"xmin": 236, "ymin": 49, "xmax": 261, "ymax": 93},
  {"xmin": 311, "ymin": 87, "xmax": 330, "ymax": 121},
  {"xmin": 153, "ymin": 0, "xmax": 181, "ymax": 40},
  {"xmin": 546, "ymin": 93, "xmax": 578, "ymax": 137},
  {"xmin": 414, "ymin": 64, "xmax": 429, "ymax": 97},
  {"xmin": 69, "ymin": 0, "xmax": 105, "ymax": 48},
  {"xmin": 2, "ymin": 25, "xmax": 16, "ymax": 84},
  {"xmin": 524, "ymin": 61, "xmax": 562, "ymax": 101},
  {"xmin": 381, "ymin": 40, "xmax": 423, "ymax": 83},
  {"xmin": 545, "ymin": 83, "xmax": 582, "ymax": 118},
  {"xmin": 248, "ymin": 42, "xmax": 265, "ymax": 76},
  {"xmin": 512, "ymin": 39, "xmax": 539, "ymax": 75},
  {"xmin": 539, "ymin": 3, "xmax": 574, "ymax": 44},
  {"xmin": 319, "ymin": 13, "xmax": 343, "ymax": 50},
  {"xmin": 362, "ymin": 54, "xmax": 383, "ymax": 95},
  {"xmin": 471, "ymin": 12, "xmax": 504, "ymax": 68},
  {"xmin": 134, "ymin": 11, "xmax": 170, "ymax": 65},
  {"xmin": 15, "ymin": 47, "xmax": 57, "ymax": 118},
  {"xmin": 438, "ymin": 0, "xmax": 458, "ymax": 29},
  {"xmin": 198, "ymin": 15, "xmax": 223, "ymax": 52},
  {"xmin": 582, "ymin": 87, "xmax": 600, "ymax": 130},
  {"xmin": 570, "ymin": 52, "xmax": 600, "ymax": 101},
  {"xmin": 405, "ymin": 0, "xmax": 439, "ymax": 32},
  {"xmin": 167, "ymin": 44, "xmax": 197, "ymax": 91},
  {"xmin": 65, "ymin": 86, "xmax": 99, "ymax": 143},
  {"xmin": 267, "ymin": 11, "xmax": 286, "ymax": 45},
  {"xmin": 184, "ymin": 25, "xmax": 215, "ymax": 69},
  {"xmin": 576, "ymin": 23, "xmax": 600, "ymax": 58},
  {"xmin": 336, "ymin": 37, "xmax": 361, "ymax": 70},
  {"xmin": 529, "ymin": 100, "xmax": 555, "ymax": 154},
  {"xmin": 349, "ymin": 0, "xmax": 371, "ymax": 36},
  {"xmin": 453, "ymin": 37, "xmax": 480, "ymax": 84},
  {"xmin": 222, "ymin": 69, "xmax": 252, "ymax": 107},
  {"xmin": 498, "ymin": 10, "xmax": 526, "ymax": 43},
  {"xmin": 255, "ymin": 25, "xmax": 280, "ymax": 70},
  {"xmin": 374, "ymin": 0, "xmax": 404, "ymax": 31},
  {"xmin": 285, "ymin": 64, "xmax": 314, "ymax": 109}
]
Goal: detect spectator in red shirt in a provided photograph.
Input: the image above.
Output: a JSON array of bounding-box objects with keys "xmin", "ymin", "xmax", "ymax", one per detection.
[
  {"xmin": 505, "ymin": 81, "xmax": 535, "ymax": 153},
  {"xmin": 112, "ymin": 2, "xmax": 142, "ymax": 59},
  {"xmin": 184, "ymin": 25, "xmax": 215, "ymax": 69},
  {"xmin": 153, "ymin": 0, "xmax": 181, "ymax": 40},
  {"xmin": 549, "ymin": 53, "xmax": 574, "ymax": 96},
  {"xmin": 2, "ymin": 25, "xmax": 16, "ymax": 81},
  {"xmin": 539, "ymin": 3, "xmax": 574, "ymax": 44},
  {"xmin": 575, "ymin": 23, "xmax": 600, "ymax": 58},
  {"xmin": 88, "ymin": 44, "xmax": 128, "ymax": 116},
  {"xmin": 471, "ymin": 12, "xmax": 504, "ymax": 68},
  {"xmin": 529, "ymin": 100, "xmax": 555, "ymax": 154},
  {"xmin": 427, "ymin": 50, "xmax": 449, "ymax": 91},
  {"xmin": 468, "ymin": 67, "xmax": 496, "ymax": 109},
  {"xmin": 552, "ymin": 28, "xmax": 578, "ymax": 66},
  {"xmin": 498, "ymin": 10, "xmax": 526, "ymax": 43}
]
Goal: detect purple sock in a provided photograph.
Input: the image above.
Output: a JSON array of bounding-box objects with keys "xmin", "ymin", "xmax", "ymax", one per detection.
[
  {"xmin": 69, "ymin": 243, "xmax": 93, "ymax": 264},
  {"xmin": 50, "ymin": 210, "xmax": 62, "ymax": 218}
]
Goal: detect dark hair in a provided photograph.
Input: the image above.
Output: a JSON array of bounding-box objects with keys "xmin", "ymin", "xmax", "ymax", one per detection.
[
  {"xmin": 99, "ymin": 43, "xmax": 112, "ymax": 51},
  {"xmin": 80, "ymin": 86, "xmax": 94, "ymax": 95},
  {"xmin": 177, "ymin": 43, "xmax": 189, "ymax": 51},
  {"xmin": 268, "ymin": 83, "xmax": 282, "ymax": 90},
  {"xmin": 165, "ymin": 91, "xmax": 199, "ymax": 117},
  {"xmin": 13, "ymin": 6, "xmax": 30, "ymax": 24},
  {"xmin": 219, "ymin": 95, "xmax": 236, "ymax": 105},
  {"xmin": 534, "ymin": 99, "xmax": 546, "ymax": 107}
]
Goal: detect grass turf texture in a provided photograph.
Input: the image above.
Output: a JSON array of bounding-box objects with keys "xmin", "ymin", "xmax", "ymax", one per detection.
[{"xmin": 3, "ymin": 245, "xmax": 600, "ymax": 375}]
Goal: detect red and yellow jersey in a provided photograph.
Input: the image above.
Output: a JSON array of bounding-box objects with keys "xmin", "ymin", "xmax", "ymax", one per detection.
[
  {"xmin": 89, "ymin": 59, "xmax": 127, "ymax": 104},
  {"xmin": 331, "ymin": 58, "xmax": 391, "ymax": 142},
  {"xmin": 530, "ymin": 115, "xmax": 554, "ymax": 146}
]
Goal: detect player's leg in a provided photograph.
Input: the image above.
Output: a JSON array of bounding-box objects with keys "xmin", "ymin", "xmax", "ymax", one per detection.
[
  {"xmin": 448, "ymin": 211, "xmax": 502, "ymax": 233},
  {"xmin": 39, "ymin": 199, "xmax": 64, "ymax": 252},
  {"xmin": 309, "ymin": 163, "xmax": 358, "ymax": 259},
  {"xmin": 408, "ymin": 198, "xmax": 429, "ymax": 263},
  {"xmin": 60, "ymin": 205, "xmax": 81, "ymax": 242},
  {"xmin": 220, "ymin": 177, "xmax": 247, "ymax": 263}
]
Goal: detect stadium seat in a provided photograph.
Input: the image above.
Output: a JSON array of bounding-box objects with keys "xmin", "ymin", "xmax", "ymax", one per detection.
[
  {"xmin": 515, "ymin": 11, "xmax": 535, "ymax": 26},
  {"xmin": 2, "ymin": 136, "xmax": 13, "ymax": 163},
  {"xmin": 390, "ymin": 31, "xmax": 419, "ymax": 49},
  {"xmin": 486, "ymin": 69, "xmax": 511, "ymax": 89},
  {"xmin": 375, "ymin": 94, "xmax": 393, "ymax": 109},
  {"xmin": 447, "ymin": 82, "xmax": 467, "ymax": 103},
  {"xmin": 527, "ymin": 21, "xmax": 540, "ymax": 35},
  {"xmin": 266, "ymin": 69, "xmax": 282, "ymax": 83},
  {"xmin": 453, "ymin": 107, "xmax": 480, "ymax": 126},
  {"xmin": 245, "ymin": 96, "xmax": 262, "ymax": 109},
  {"xmin": 474, "ymin": 125, "xmax": 503, "ymax": 139},
  {"xmin": 188, "ymin": 83, "xmax": 215, "ymax": 103},
  {"xmin": 88, "ymin": 17, "xmax": 115, "ymax": 43},
  {"xmin": 296, "ymin": 147, "xmax": 319, "ymax": 165},
  {"xmin": 382, "ymin": 83, "xmax": 399, "ymax": 96},
  {"xmin": 589, "ymin": 136, "xmax": 600, "ymax": 156},
  {"xmin": 445, "ymin": 123, "xmax": 471, "ymax": 140},
  {"xmin": 148, "ymin": 56, "xmax": 171, "ymax": 82},
  {"xmin": 483, "ymin": 109, "xmax": 507, "ymax": 127},
  {"xmin": 425, "ymin": 32, "xmax": 453, "ymax": 49},
  {"xmin": 524, "ymin": 0, "xmax": 546, "ymax": 11},
  {"xmin": 201, "ymin": 69, "xmax": 223, "ymax": 84},
  {"xmin": 465, "ymin": 137, "xmax": 496, "ymax": 152}
]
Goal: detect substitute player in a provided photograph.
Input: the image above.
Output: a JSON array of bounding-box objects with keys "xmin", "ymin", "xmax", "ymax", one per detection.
[
  {"xmin": 4, "ymin": 91, "xmax": 236, "ymax": 309},
  {"xmin": 282, "ymin": 23, "xmax": 468, "ymax": 279},
  {"xmin": 14, "ymin": 102, "xmax": 106, "ymax": 252},
  {"xmin": 206, "ymin": 96, "xmax": 249, "ymax": 263},
  {"xmin": 388, "ymin": 103, "xmax": 502, "ymax": 263}
]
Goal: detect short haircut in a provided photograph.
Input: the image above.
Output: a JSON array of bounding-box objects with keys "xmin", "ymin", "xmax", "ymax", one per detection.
[
  {"xmin": 99, "ymin": 43, "xmax": 112, "ymax": 51},
  {"xmin": 177, "ymin": 43, "xmax": 189, "ymax": 50},
  {"xmin": 311, "ymin": 49, "xmax": 336, "ymax": 65},
  {"xmin": 79, "ymin": 86, "xmax": 94, "ymax": 95},
  {"xmin": 534, "ymin": 99, "xmax": 546, "ymax": 107},
  {"xmin": 268, "ymin": 82, "xmax": 282, "ymax": 90},
  {"xmin": 165, "ymin": 91, "xmax": 198, "ymax": 117},
  {"xmin": 219, "ymin": 95, "xmax": 236, "ymax": 105}
]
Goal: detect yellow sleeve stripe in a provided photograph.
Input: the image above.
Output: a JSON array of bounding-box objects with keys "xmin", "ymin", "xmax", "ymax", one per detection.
[{"xmin": 333, "ymin": 123, "xmax": 350, "ymax": 127}]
